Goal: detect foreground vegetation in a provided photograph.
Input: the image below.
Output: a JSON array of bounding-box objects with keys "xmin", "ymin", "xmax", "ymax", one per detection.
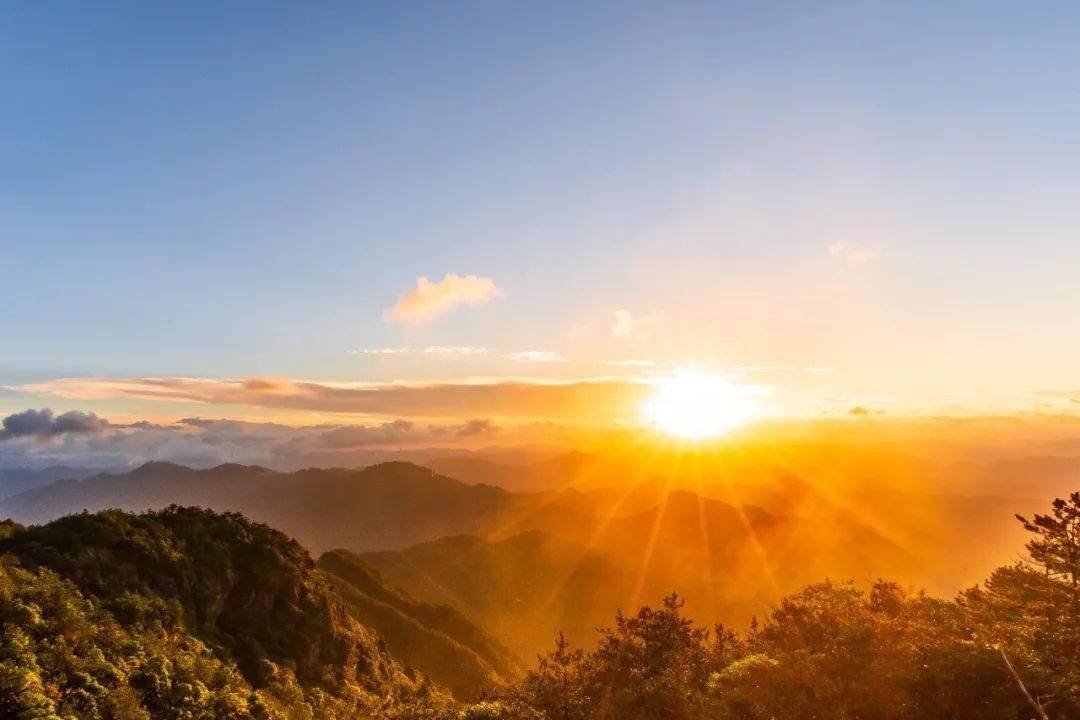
[
  {"xmin": 0, "ymin": 493, "xmax": 1075, "ymax": 719},
  {"xmin": 471, "ymin": 493, "xmax": 1080, "ymax": 719}
]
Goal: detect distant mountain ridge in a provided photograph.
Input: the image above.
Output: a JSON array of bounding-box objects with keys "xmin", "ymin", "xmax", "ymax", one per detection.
[
  {"xmin": 0, "ymin": 458, "xmax": 1012, "ymax": 660},
  {"xmin": 0, "ymin": 464, "xmax": 104, "ymax": 499},
  {"xmin": 0, "ymin": 461, "xmax": 528, "ymax": 552}
]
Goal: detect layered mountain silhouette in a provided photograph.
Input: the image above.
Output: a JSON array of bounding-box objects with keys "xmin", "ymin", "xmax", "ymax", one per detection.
[
  {"xmin": 0, "ymin": 458, "xmax": 1021, "ymax": 658},
  {"xmin": 357, "ymin": 530, "xmax": 635, "ymax": 659},
  {"xmin": 0, "ymin": 461, "xmax": 527, "ymax": 552}
]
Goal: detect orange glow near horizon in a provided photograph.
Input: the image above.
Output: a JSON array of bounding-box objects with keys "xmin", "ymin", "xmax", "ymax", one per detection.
[{"xmin": 640, "ymin": 373, "xmax": 750, "ymax": 439}]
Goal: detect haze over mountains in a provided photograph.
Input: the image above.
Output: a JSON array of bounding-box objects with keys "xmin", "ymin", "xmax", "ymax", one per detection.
[{"xmin": 1, "ymin": 446, "xmax": 1064, "ymax": 663}]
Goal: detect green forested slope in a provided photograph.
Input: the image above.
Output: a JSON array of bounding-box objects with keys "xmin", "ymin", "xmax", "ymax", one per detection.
[
  {"xmin": 0, "ymin": 507, "xmax": 450, "ymax": 719},
  {"xmin": 319, "ymin": 549, "xmax": 520, "ymax": 699}
]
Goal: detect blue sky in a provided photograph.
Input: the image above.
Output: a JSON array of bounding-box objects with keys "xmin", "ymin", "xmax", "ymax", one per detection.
[{"xmin": 3, "ymin": 2, "xmax": 1080, "ymax": 422}]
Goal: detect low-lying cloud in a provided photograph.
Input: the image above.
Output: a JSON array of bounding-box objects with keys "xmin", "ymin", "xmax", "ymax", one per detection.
[
  {"xmin": 10, "ymin": 375, "xmax": 656, "ymax": 422},
  {"xmin": 0, "ymin": 410, "xmax": 510, "ymax": 471},
  {"xmin": 0, "ymin": 408, "xmax": 110, "ymax": 441}
]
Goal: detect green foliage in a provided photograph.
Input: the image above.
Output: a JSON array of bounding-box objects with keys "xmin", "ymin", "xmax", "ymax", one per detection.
[
  {"xmin": 0, "ymin": 507, "xmax": 448, "ymax": 720},
  {"xmin": 512, "ymin": 493, "xmax": 1080, "ymax": 720},
  {"xmin": 318, "ymin": 548, "xmax": 520, "ymax": 700},
  {"xmin": 960, "ymin": 491, "xmax": 1080, "ymax": 718},
  {"xmin": 1, "ymin": 493, "xmax": 1076, "ymax": 720}
]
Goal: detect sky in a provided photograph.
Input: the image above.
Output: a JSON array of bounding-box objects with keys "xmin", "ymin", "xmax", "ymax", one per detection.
[{"xmin": 3, "ymin": 1, "xmax": 1080, "ymax": 435}]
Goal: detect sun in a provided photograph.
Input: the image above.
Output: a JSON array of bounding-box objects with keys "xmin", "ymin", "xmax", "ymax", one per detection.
[{"xmin": 641, "ymin": 373, "xmax": 748, "ymax": 439}]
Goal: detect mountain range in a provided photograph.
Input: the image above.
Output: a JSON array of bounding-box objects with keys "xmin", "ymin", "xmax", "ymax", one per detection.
[{"xmin": 0, "ymin": 456, "xmax": 1047, "ymax": 659}]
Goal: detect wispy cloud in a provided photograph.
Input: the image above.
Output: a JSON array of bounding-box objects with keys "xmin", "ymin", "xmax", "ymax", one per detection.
[
  {"xmin": 349, "ymin": 346, "xmax": 489, "ymax": 356},
  {"xmin": 594, "ymin": 359, "xmax": 656, "ymax": 367},
  {"xmin": 8, "ymin": 375, "xmax": 660, "ymax": 422},
  {"xmin": 384, "ymin": 274, "xmax": 503, "ymax": 325},
  {"xmin": 828, "ymin": 242, "xmax": 877, "ymax": 266},
  {"xmin": 505, "ymin": 350, "xmax": 567, "ymax": 363},
  {"xmin": 611, "ymin": 310, "xmax": 659, "ymax": 342}
]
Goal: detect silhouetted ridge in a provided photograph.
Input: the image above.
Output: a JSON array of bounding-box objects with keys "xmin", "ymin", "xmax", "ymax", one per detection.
[{"xmin": 0, "ymin": 460, "xmax": 526, "ymax": 552}]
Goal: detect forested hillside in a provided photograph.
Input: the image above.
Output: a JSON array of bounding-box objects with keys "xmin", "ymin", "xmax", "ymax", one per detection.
[
  {"xmin": 319, "ymin": 549, "xmax": 520, "ymax": 698},
  {"xmin": 0, "ymin": 507, "xmax": 454, "ymax": 719},
  {"xmin": 499, "ymin": 491, "xmax": 1080, "ymax": 720},
  {"xmin": 0, "ymin": 493, "xmax": 1076, "ymax": 718}
]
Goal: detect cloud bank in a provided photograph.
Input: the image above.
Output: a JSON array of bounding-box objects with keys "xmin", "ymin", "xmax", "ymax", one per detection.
[
  {"xmin": 0, "ymin": 408, "xmax": 110, "ymax": 441},
  {"xmin": 0, "ymin": 410, "xmax": 508, "ymax": 471},
  {"xmin": 384, "ymin": 274, "xmax": 503, "ymax": 325},
  {"xmin": 9, "ymin": 376, "xmax": 658, "ymax": 422}
]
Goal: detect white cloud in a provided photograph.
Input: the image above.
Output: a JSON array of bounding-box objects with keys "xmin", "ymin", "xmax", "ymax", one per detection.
[
  {"xmin": 505, "ymin": 350, "xmax": 567, "ymax": 363},
  {"xmin": 594, "ymin": 359, "xmax": 656, "ymax": 367},
  {"xmin": 384, "ymin": 274, "xmax": 503, "ymax": 325},
  {"xmin": 611, "ymin": 310, "xmax": 659, "ymax": 342},
  {"xmin": 828, "ymin": 243, "xmax": 876, "ymax": 266},
  {"xmin": 349, "ymin": 346, "xmax": 488, "ymax": 356}
]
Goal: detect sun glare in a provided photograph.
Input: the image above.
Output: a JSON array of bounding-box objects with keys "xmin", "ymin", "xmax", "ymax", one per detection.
[{"xmin": 641, "ymin": 373, "xmax": 748, "ymax": 439}]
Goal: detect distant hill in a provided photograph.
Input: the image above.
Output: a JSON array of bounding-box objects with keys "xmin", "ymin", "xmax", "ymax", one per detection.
[
  {"xmin": 0, "ymin": 461, "xmax": 530, "ymax": 552},
  {"xmin": 358, "ymin": 529, "xmax": 637, "ymax": 659},
  {"xmin": 319, "ymin": 549, "xmax": 521, "ymax": 698},
  {"xmin": 423, "ymin": 456, "xmax": 552, "ymax": 492},
  {"xmin": 0, "ymin": 458, "xmax": 1035, "ymax": 654},
  {"xmin": 0, "ymin": 464, "xmax": 102, "ymax": 499},
  {"xmin": 355, "ymin": 487, "xmax": 919, "ymax": 659},
  {"xmin": 422, "ymin": 450, "xmax": 603, "ymax": 492},
  {"xmin": 0, "ymin": 506, "xmax": 447, "ymax": 718}
]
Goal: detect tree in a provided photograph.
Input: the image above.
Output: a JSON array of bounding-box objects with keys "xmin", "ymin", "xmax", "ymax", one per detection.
[
  {"xmin": 518, "ymin": 633, "xmax": 590, "ymax": 720},
  {"xmin": 1017, "ymin": 491, "xmax": 1080, "ymax": 606},
  {"xmin": 961, "ymin": 493, "xmax": 1080, "ymax": 719}
]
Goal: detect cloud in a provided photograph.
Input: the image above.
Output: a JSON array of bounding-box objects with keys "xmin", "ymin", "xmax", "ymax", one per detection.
[
  {"xmin": 318, "ymin": 420, "xmax": 416, "ymax": 448},
  {"xmin": 9, "ymin": 375, "xmax": 664, "ymax": 423},
  {"xmin": 0, "ymin": 408, "xmax": 110, "ymax": 441},
  {"xmin": 456, "ymin": 418, "xmax": 499, "ymax": 437},
  {"xmin": 242, "ymin": 378, "xmax": 289, "ymax": 392},
  {"xmin": 384, "ymin": 274, "xmax": 503, "ymax": 325},
  {"xmin": 594, "ymin": 359, "xmax": 656, "ymax": 367},
  {"xmin": 505, "ymin": 350, "xmax": 567, "ymax": 363},
  {"xmin": 349, "ymin": 346, "xmax": 489, "ymax": 356},
  {"xmin": 828, "ymin": 243, "xmax": 876, "ymax": 266},
  {"xmin": 0, "ymin": 412, "xmax": 519, "ymax": 471},
  {"xmin": 611, "ymin": 310, "xmax": 659, "ymax": 342}
]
